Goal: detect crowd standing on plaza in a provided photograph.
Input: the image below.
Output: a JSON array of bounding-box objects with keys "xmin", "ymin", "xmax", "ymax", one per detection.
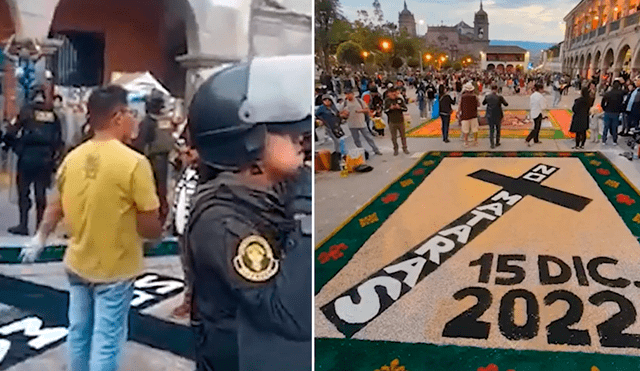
[{"xmin": 315, "ymin": 67, "xmax": 640, "ymax": 161}]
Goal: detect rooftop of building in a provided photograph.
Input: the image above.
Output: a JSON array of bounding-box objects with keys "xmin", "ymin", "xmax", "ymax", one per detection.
[
  {"xmin": 399, "ymin": 0, "xmax": 412, "ymax": 16},
  {"xmin": 476, "ymin": 2, "xmax": 487, "ymax": 16},
  {"xmin": 485, "ymin": 45, "xmax": 527, "ymax": 53}
]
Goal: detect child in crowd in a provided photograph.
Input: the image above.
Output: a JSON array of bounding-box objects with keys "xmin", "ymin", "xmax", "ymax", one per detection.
[{"xmin": 589, "ymin": 105, "xmax": 604, "ymax": 143}]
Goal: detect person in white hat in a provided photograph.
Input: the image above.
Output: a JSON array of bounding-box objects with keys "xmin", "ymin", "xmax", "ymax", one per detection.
[{"xmin": 457, "ymin": 82, "xmax": 480, "ymax": 147}]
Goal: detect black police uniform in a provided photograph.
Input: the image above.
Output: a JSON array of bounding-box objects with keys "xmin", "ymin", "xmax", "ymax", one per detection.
[
  {"xmin": 7, "ymin": 103, "xmax": 62, "ymax": 234},
  {"xmin": 133, "ymin": 113, "xmax": 172, "ymax": 221},
  {"xmin": 282, "ymin": 165, "xmax": 312, "ymax": 362},
  {"xmin": 186, "ymin": 171, "xmax": 311, "ymax": 371}
]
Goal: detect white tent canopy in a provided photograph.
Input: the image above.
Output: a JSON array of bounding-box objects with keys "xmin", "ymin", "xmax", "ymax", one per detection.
[{"xmin": 111, "ymin": 71, "xmax": 171, "ymax": 97}]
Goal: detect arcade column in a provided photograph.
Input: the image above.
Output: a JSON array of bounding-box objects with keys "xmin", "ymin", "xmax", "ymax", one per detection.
[{"xmin": 612, "ymin": 66, "xmax": 622, "ymax": 77}]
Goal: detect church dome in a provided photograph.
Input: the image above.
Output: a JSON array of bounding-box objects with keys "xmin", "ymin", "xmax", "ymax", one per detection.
[
  {"xmin": 475, "ymin": 1, "xmax": 487, "ymax": 17},
  {"xmin": 400, "ymin": 1, "xmax": 412, "ymax": 16}
]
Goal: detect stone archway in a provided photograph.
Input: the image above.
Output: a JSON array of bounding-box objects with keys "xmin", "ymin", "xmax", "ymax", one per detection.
[
  {"xmin": 603, "ymin": 48, "xmax": 615, "ymax": 74},
  {"xmin": 0, "ymin": 0, "xmax": 17, "ymax": 42},
  {"xmin": 633, "ymin": 47, "xmax": 640, "ymax": 77},
  {"xmin": 593, "ymin": 50, "xmax": 602, "ymax": 76},
  {"xmin": 615, "ymin": 44, "xmax": 632, "ymax": 75},
  {"xmin": 48, "ymin": 0, "xmax": 199, "ymax": 96},
  {"xmin": 585, "ymin": 53, "xmax": 592, "ymax": 78},
  {"xmin": 0, "ymin": 0, "xmax": 19, "ymax": 120},
  {"xmin": 506, "ymin": 64, "xmax": 514, "ymax": 73},
  {"xmin": 578, "ymin": 54, "xmax": 585, "ymax": 77},
  {"xmin": 487, "ymin": 63, "xmax": 495, "ymax": 71}
]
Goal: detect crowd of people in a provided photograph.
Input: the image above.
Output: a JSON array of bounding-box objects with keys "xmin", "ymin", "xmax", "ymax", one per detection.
[{"xmin": 315, "ymin": 68, "xmax": 640, "ymax": 156}]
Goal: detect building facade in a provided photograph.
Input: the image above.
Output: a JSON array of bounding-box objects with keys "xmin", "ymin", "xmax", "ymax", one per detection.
[
  {"xmin": 0, "ymin": 0, "xmax": 311, "ymax": 118},
  {"xmin": 480, "ymin": 45, "xmax": 530, "ymax": 72},
  {"xmin": 562, "ymin": 0, "xmax": 640, "ymax": 79},
  {"xmin": 398, "ymin": 0, "xmax": 416, "ymax": 37},
  {"xmin": 539, "ymin": 43, "xmax": 564, "ymax": 73},
  {"xmin": 423, "ymin": 2, "xmax": 489, "ymax": 60}
]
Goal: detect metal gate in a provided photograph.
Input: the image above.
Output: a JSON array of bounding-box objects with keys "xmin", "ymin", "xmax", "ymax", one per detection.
[{"xmin": 47, "ymin": 32, "xmax": 105, "ymax": 87}]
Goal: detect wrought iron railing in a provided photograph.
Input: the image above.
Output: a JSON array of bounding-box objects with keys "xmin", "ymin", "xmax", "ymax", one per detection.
[{"xmin": 598, "ymin": 26, "xmax": 606, "ymax": 35}]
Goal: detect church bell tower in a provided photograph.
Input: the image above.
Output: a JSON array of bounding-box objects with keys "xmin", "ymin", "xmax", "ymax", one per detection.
[{"xmin": 474, "ymin": 1, "xmax": 489, "ymax": 41}]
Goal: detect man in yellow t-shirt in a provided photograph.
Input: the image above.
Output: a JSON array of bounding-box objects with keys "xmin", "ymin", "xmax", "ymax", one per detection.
[{"xmin": 19, "ymin": 85, "xmax": 162, "ymax": 371}]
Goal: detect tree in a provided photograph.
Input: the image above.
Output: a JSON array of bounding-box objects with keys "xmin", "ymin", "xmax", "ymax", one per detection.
[
  {"xmin": 407, "ymin": 57, "xmax": 420, "ymax": 68},
  {"xmin": 316, "ymin": 0, "xmax": 344, "ymax": 72},
  {"xmin": 372, "ymin": 0, "xmax": 384, "ymax": 24},
  {"xmin": 391, "ymin": 56, "xmax": 404, "ymax": 69},
  {"xmin": 373, "ymin": 51, "xmax": 390, "ymax": 69},
  {"xmin": 337, "ymin": 41, "xmax": 364, "ymax": 67}
]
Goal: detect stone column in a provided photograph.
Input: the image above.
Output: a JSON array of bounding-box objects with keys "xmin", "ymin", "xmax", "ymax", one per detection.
[
  {"xmin": 624, "ymin": 0, "xmax": 631, "ymax": 16},
  {"xmin": 175, "ymin": 54, "xmax": 241, "ymax": 108},
  {"xmin": 608, "ymin": 0, "xmax": 615, "ymax": 27}
]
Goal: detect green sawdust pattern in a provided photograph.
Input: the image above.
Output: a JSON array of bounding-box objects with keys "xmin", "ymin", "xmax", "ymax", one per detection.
[
  {"xmin": 315, "ymin": 338, "xmax": 640, "ymax": 371},
  {"xmin": 0, "ymin": 240, "xmax": 179, "ymax": 264},
  {"xmin": 315, "ymin": 151, "xmax": 640, "ymax": 294}
]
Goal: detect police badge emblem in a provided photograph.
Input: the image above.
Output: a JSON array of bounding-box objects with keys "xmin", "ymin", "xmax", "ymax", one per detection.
[
  {"xmin": 233, "ymin": 235, "xmax": 279, "ymax": 282},
  {"xmin": 34, "ymin": 110, "xmax": 55, "ymax": 123}
]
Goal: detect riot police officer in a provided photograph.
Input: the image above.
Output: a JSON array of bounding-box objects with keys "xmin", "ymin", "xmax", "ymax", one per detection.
[
  {"xmin": 6, "ymin": 87, "xmax": 62, "ymax": 235},
  {"xmin": 132, "ymin": 88, "xmax": 173, "ymax": 222},
  {"xmin": 185, "ymin": 55, "xmax": 312, "ymax": 371}
]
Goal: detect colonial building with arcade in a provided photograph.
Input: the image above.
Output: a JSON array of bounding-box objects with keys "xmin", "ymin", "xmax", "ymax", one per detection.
[
  {"xmin": 0, "ymin": 0, "xmax": 311, "ymax": 120},
  {"xmin": 480, "ymin": 45, "xmax": 530, "ymax": 73},
  {"xmin": 562, "ymin": 0, "xmax": 640, "ymax": 78}
]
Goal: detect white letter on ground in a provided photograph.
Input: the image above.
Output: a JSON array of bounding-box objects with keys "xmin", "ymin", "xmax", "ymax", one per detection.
[
  {"xmin": 384, "ymin": 257, "xmax": 427, "ymax": 288},
  {"xmin": 491, "ymin": 190, "xmax": 522, "ymax": 206},
  {"xmin": 334, "ymin": 276, "xmax": 402, "ymax": 324},
  {"xmin": 476, "ymin": 202, "xmax": 504, "ymax": 217},
  {"xmin": 439, "ymin": 225, "xmax": 472, "ymax": 244},
  {"xmin": 466, "ymin": 210, "xmax": 497, "ymax": 227},
  {"xmin": 415, "ymin": 235, "xmax": 456, "ymax": 264}
]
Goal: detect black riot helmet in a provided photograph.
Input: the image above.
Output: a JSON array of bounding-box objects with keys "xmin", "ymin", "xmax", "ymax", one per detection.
[
  {"xmin": 188, "ymin": 55, "xmax": 312, "ymax": 171},
  {"xmin": 145, "ymin": 88, "xmax": 165, "ymax": 115}
]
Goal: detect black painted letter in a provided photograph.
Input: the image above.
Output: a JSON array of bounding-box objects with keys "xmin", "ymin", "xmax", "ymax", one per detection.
[
  {"xmin": 587, "ymin": 257, "xmax": 631, "ymax": 288},
  {"xmin": 498, "ymin": 289, "xmax": 539, "ymax": 340},
  {"xmin": 538, "ymin": 255, "xmax": 571, "ymax": 285}
]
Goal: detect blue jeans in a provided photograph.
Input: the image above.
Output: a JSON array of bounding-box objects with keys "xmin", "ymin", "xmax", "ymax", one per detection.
[
  {"xmin": 602, "ymin": 112, "xmax": 620, "ymax": 144},
  {"xmin": 67, "ymin": 272, "xmax": 135, "ymax": 371}
]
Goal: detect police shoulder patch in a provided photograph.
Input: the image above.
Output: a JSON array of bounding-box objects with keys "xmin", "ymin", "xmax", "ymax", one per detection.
[
  {"xmin": 233, "ymin": 235, "xmax": 279, "ymax": 282},
  {"xmin": 34, "ymin": 110, "xmax": 55, "ymax": 123}
]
